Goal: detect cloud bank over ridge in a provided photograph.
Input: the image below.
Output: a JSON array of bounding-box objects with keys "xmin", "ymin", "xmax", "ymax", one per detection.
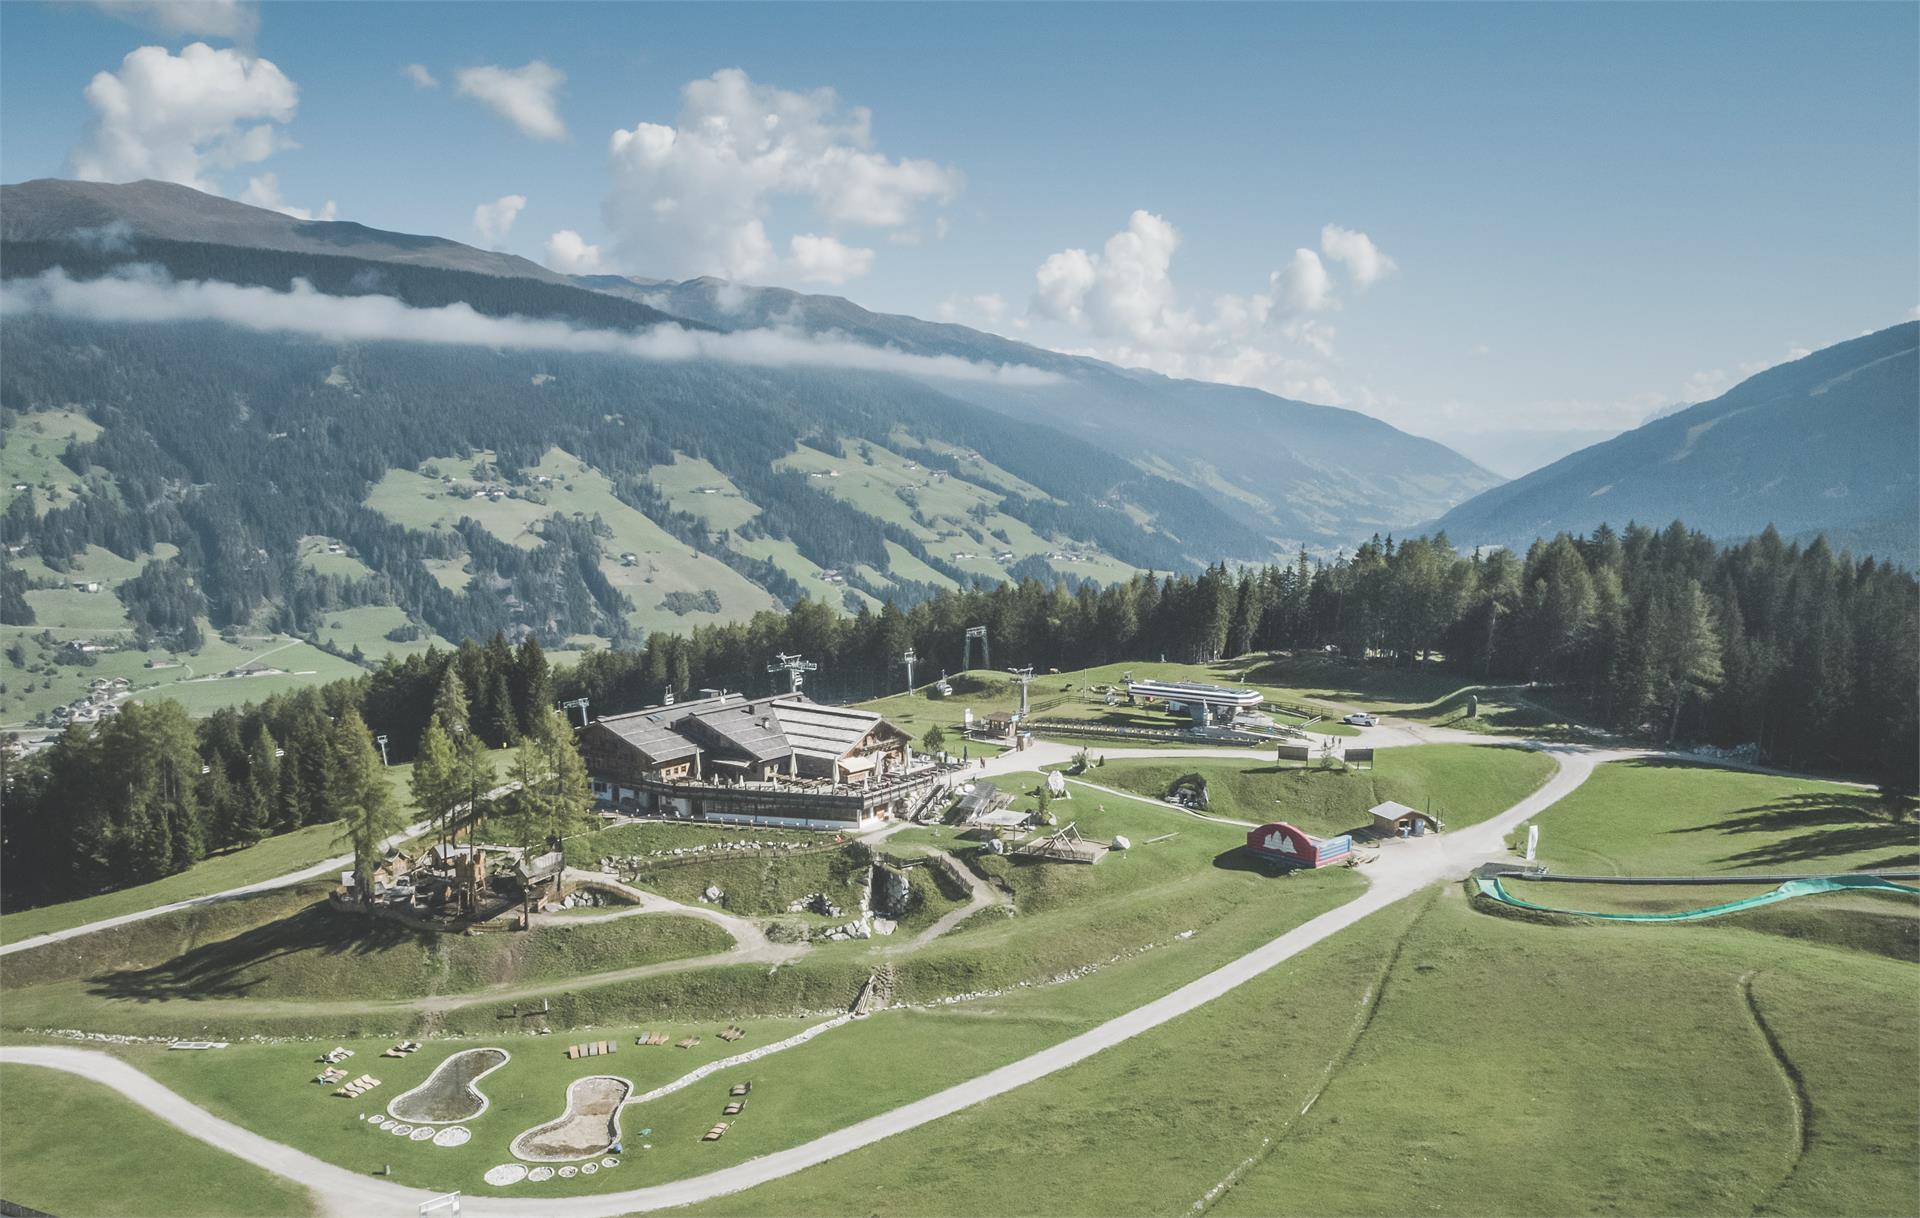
[{"xmin": 0, "ymin": 267, "xmax": 1059, "ymax": 387}]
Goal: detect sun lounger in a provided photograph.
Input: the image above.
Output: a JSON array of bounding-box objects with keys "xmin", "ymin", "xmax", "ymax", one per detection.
[
  {"xmin": 677, "ymin": 1037, "xmax": 701, "ymax": 1049},
  {"xmin": 702, "ymin": 1123, "xmax": 730, "ymax": 1141},
  {"xmin": 723, "ymin": 1101, "xmax": 744, "ymax": 1115},
  {"xmin": 729, "ymin": 1081, "xmax": 752, "ymax": 1096},
  {"xmin": 567, "ymin": 1045, "xmax": 580, "ymax": 1059}
]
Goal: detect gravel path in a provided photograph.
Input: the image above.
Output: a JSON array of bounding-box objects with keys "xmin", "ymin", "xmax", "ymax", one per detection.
[{"xmin": 0, "ymin": 742, "xmax": 1627, "ymax": 1218}]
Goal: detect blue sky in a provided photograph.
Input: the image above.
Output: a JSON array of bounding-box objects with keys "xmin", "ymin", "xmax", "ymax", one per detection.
[{"xmin": 2, "ymin": 1, "xmax": 1915, "ymax": 474}]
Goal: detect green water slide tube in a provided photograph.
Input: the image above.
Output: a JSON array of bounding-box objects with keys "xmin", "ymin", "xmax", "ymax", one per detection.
[{"xmin": 1473, "ymin": 874, "xmax": 1920, "ymax": 922}]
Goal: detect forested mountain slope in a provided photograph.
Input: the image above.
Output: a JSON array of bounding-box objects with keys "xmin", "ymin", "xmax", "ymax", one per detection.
[
  {"xmin": 1428, "ymin": 323, "xmax": 1920, "ymax": 566},
  {"xmin": 590, "ymin": 275, "xmax": 1505, "ymax": 546}
]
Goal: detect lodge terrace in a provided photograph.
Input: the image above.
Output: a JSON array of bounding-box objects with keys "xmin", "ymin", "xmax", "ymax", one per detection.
[{"xmin": 579, "ymin": 692, "xmax": 946, "ymax": 830}]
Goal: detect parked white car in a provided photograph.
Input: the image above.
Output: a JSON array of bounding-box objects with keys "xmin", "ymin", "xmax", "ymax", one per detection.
[{"xmin": 1342, "ymin": 712, "xmax": 1377, "ymax": 727}]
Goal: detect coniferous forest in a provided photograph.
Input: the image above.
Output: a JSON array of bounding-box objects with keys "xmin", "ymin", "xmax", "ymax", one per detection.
[{"xmin": 3, "ymin": 517, "xmax": 1912, "ymax": 913}]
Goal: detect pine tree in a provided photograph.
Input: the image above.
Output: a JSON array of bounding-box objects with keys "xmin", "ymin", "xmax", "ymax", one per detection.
[
  {"xmin": 511, "ymin": 636, "xmax": 554, "ymax": 737},
  {"xmin": 240, "ymin": 725, "xmax": 278, "ymax": 845}
]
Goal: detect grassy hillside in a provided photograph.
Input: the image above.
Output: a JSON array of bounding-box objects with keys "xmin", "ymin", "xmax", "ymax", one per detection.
[
  {"xmin": 0, "ymin": 406, "xmax": 108, "ymax": 516},
  {"xmin": 0, "ymin": 1064, "xmax": 319, "ymax": 1217},
  {"xmin": 85, "ymin": 858, "xmax": 1359, "ymax": 1202},
  {"xmin": 1523, "ymin": 759, "xmax": 1918, "ymax": 876},
  {"xmin": 643, "ymin": 451, "xmax": 882, "ymax": 611},
  {"xmin": 364, "ymin": 447, "xmax": 782, "ymax": 637},
  {"xmin": 775, "ymin": 440, "xmax": 1137, "ymax": 585},
  {"xmin": 680, "ymin": 886, "xmax": 1918, "ymax": 1218},
  {"xmin": 1086, "ymin": 743, "xmax": 1558, "ymax": 837}
]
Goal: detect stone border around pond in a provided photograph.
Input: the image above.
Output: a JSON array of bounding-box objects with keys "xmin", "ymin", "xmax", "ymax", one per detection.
[
  {"xmin": 386, "ymin": 1047, "xmax": 512, "ymax": 1125},
  {"xmin": 510, "ymin": 1074, "xmax": 634, "ymax": 1163}
]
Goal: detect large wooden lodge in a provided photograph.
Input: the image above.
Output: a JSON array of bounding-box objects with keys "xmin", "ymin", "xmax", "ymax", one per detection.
[{"xmin": 579, "ymin": 692, "xmax": 942, "ymax": 830}]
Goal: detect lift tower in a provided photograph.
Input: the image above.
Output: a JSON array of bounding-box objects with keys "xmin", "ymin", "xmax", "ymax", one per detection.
[
  {"xmin": 1007, "ymin": 666, "xmax": 1035, "ymax": 716},
  {"xmin": 902, "ymin": 646, "xmax": 918, "ymax": 694},
  {"xmin": 768, "ymin": 652, "xmax": 818, "ymax": 695},
  {"xmin": 963, "ymin": 625, "xmax": 990, "ymax": 673}
]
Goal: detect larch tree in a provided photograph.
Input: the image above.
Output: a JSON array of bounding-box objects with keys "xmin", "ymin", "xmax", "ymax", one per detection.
[
  {"xmin": 409, "ymin": 713, "xmax": 462, "ymax": 852},
  {"xmin": 501, "ymin": 707, "xmax": 592, "ymax": 921},
  {"xmin": 330, "ymin": 709, "xmax": 405, "ymax": 913}
]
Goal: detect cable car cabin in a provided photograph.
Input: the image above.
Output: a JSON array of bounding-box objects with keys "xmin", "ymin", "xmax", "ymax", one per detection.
[{"xmin": 1245, "ymin": 821, "xmax": 1353, "ymax": 868}]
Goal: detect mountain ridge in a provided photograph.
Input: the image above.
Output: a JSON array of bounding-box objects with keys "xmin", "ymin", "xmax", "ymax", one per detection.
[
  {"xmin": 1426, "ymin": 321, "xmax": 1919, "ymax": 565},
  {"xmin": 0, "ymin": 178, "xmax": 1503, "ymax": 554}
]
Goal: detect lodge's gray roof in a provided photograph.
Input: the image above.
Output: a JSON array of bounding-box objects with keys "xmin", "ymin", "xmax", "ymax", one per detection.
[
  {"xmin": 593, "ymin": 693, "xmax": 734, "ymax": 763},
  {"xmin": 682, "ymin": 699, "xmax": 793, "ymax": 763},
  {"xmin": 593, "ymin": 693, "xmax": 910, "ymax": 769},
  {"xmin": 769, "ymin": 699, "xmax": 899, "ymax": 761}
]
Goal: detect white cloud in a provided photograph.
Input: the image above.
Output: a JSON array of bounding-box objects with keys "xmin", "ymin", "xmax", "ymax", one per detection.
[
  {"xmin": 90, "ymin": 0, "xmax": 257, "ymax": 41},
  {"xmin": 403, "ymin": 63, "xmax": 438, "ymax": 89},
  {"xmin": 473, "ymin": 194, "xmax": 527, "ymax": 245},
  {"xmin": 603, "ymin": 68, "xmax": 961, "ymax": 281},
  {"xmin": 69, "ymin": 42, "xmax": 298, "ymax": 193},
  {"xmin": 1021, "ymin": 210, "xmax": 1390, "ymax": 401},
  {"xmin": 1271, "ymin": 248, "xmax": 1331, "ymax": 313},
  {"xmin": 0, "ymin": 267, "xmax": 1059, "ymax": 387},
  {"xmin": 1319, "ymin": 223, "xmax": 1396, "ymax": 288},
  {"xmin": 239, "ymin": 172, "xmax": 334, "ymax": 221},
  {"xmin": 544, "ymin": 230, "xmax": 603, "ymax": 274},
  {"xmin": 786, "ymin": 234, "xmax": 874, "ymax": 285},
  {"xmin": 456, "ymin": 60, "xmax": 567, "ymax": 141}
]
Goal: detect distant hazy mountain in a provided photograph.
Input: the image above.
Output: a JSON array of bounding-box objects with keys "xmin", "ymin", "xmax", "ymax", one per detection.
[
  {"xmin": 1427, "ymin": 323, "xmax": 1919, "ymax": 565},
  {"xmin": 2, "ymin": 178, "xmax": 572, "ymax": 284},
  {"xmin": 1423, "ymin": 426, "xmax": 1623, "ymax": 480},
  {"xmin": 583, "ymin": 275, "xmax": 1504, "ymax": 550}
]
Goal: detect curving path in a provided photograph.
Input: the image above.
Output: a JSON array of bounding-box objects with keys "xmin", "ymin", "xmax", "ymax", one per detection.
[
  {"xmin": 1, "ymin": 742, "xmax": 1626, "ymax": 1218},
  {"xmin": 899, "ymin": 848, "xmax": 1010, "ymax": 948}
]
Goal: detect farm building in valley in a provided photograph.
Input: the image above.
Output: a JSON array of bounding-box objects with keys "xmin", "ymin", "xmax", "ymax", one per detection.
[{"xmin": 580, "ymin": 693, "xmax": 941, "ymax": 830}]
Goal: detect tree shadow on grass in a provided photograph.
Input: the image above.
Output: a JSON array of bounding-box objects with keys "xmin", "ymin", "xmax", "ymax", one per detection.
[
  {"xmin": 1671, "ymin": 791, "xmax": 1920, "ymax": 871},
  {"xmin": 86, "ymin": 902, "xmax": 430, "ymax": 1003}
]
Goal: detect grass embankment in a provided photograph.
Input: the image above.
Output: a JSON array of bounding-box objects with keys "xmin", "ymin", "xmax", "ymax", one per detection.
[
  {"xmin": 623, "ymin": 845, "xmax": 870, "ymax": 917},
  {"xmin": 0, "ymin": 821, "xmax": 346, "ymax": 945},
  {"xmin": 1490, "ymin": 879, "xmax": 1920, "ymax": 960},
  {"xmin": 0, "ymin": 747, "xmax": 513, "ymax": 946},
  {"xmin": 1241, "ymin": 653, "xmax": 1588, "ymax": 739},
  {"xmin": 0, "ymin": 885, "xmax": 733, "ymax": 1033},
  {"xmin": 563, "ymin": 821, "xmax": 824, "ymax": 868},
  {"xmin": 0, "ymin": 1064, "xmax": 319, "ymax": 1217},
  {"xmin": 1520, "ymin": 758, "xmax": 1919, "ymax": 876},
  {"xmin": 95, "ymin": 862, "xmax": 1361, "ymax": 1203},
  {"xmin": 1084, "ymin": 743, "xmax": 1557, "ymax": 838},
  {"xmin": 686, "ymin": 885, "xmax": 1919, "ymax": 1218}
]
